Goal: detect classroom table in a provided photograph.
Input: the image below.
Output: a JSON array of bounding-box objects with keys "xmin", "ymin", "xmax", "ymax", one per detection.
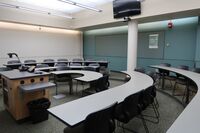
[
  {"xmin": 48, "ymin": 71, "xmax": 153, "ymax": 127},
  {"xmin": 50, "ymin": 70, "xmax": 103, "ymax": 95},
  {"xmin": 151, "ymin": 65, "xmax": 200, "ymax": 133}
]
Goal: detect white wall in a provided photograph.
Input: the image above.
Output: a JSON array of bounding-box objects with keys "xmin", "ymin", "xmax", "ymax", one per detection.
[
  {"xmin": 0, "ymin": 28, "xmax": 82, "ymax": 66},
  {"xmin": 0, "ymin": 0, "xmax": 72, "ymax": 29}
]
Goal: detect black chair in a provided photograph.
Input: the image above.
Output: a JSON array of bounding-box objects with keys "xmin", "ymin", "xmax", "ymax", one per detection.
[
  {"xmin": 82, "ymin": 67, "xmax": 96, "ymax": 71},
  {"xmin": 36, "ymin": 64, "xmax": 49, "ymax": 68},
  {"xmin": 36, "ymin": 64, "xmax": 49, "ymax": 72},
  {"xmin": 172, "ymin": 65, "xmax": 189, "ymax": 96},
  {"xmin": 70, "ymin": 63, "xmax": 82, "ymax": 66},
  {"xmin": 158, "ymin": 63, "xmax": 175, "ymax": 89},
  {"xmin": 7, "ymin": 60, "xmax": 21, "ymax": 69},
  {"xmin": 70, "ymin": 63, "xmax": 82, "ymax": 71},
  {"xmin": 82, "ymin": 75, "xmax": 110, "ymax": 96},
  {"xmin": 114, "ymin": 91, "xmax": 149, "ymax": 133},
  {"xmin": 43, "ymin": 59, "xmax": 55, "ymax": 67},
  {"xmin": 7, "ymin": 60, "xmax": 21, "ymax": 64},
  {"xmin": 192, "ymin": 68, "xmax": 200, "ymax": 73},
  {"xmin": 55, "ymin": 63, "xmax": 68, "ymax": 69},
  {"xmin": 88, "ymin": 63, "xmax": 99, "ymax": 67},
  {"xmin": 56, "ymin": 64, "xmax": 70, "ymax": 71},
  {"xmin": 85, "ymin": 59, "xmax": 94, "ymax": 66},
  {"xmin": 146, "ymin": 71, "xmax": 159, "ymax": 108},
  {"xmin": 134, "ymin": 67, "xmax": 145, "ymax": 73},
  {"xmin": 24, "ymin": 59, "xmax": 37, "ymax": 66},
  {"xmin": 100, "ymin": 67, "xmax": 110, "ymax": 76},
  {"xmin": 53, "ymin": 66, "xmax": 71, "ymax": 95},
  {"xmin": 88, "ymin": 63, "xmax": 100, "ymax": 72},
  {"xmin": 64, "ymin": 102, "xmax": 117, "ymax": 133},
  {"xmin": 72, "ymin": 58, "xmax": 83, "ymax": 66},
  {"xmin": 146, "ymin": 71, "xmax": 159, "ymax": 84},
  {"xmin": 57, "ymin": 59, "xmax": 68, "ymax": 65},
  {"xmin": 140, "ymin": 86, "xmax": 159, "ymax": 124}
]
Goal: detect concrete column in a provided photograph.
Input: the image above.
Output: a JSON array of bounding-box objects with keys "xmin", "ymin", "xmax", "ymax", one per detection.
[{"xmin": 127, "ymin": 20, "xmax": 138, "ymax": 71}]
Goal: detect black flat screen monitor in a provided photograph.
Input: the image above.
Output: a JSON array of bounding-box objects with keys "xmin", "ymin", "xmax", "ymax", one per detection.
[{"xmin": 113, "ymin": 0, "xmax": 141, "ymax": 19}]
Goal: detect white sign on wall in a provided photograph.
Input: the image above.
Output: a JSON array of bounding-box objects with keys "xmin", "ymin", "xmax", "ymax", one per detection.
[{"xmin": 149, "ymin": 34, "xmax": 159, "ymax": 49}]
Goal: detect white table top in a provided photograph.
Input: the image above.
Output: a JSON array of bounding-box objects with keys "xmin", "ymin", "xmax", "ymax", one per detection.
[
  {"xmin": 151, "ymin": 65, "xmax": 200, "ymax": 133},
  {"xmin": 48, "ymin": 71, "xmax": 153, "ymax": 127},
  {"xmin": 51, "ymin": 70, "xmax": 103, "ymax": 82},
  {"xmin": 0, "ymin": 69, "xmax": 49, "ymax": 80}
]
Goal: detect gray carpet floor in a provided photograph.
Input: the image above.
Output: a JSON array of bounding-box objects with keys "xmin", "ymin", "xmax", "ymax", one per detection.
[{"xmin": 0, "ymin": 77, "xmax": 184, "ymax": 133}]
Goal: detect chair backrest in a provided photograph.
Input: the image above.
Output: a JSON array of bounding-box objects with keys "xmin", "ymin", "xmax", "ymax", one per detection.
[
  {"xmin": 72, "ymin": 58, "xmax": 83, "ymax": 62},
  {"xmin": 176, "ymin": 65, "xmax": 189, "ymax": 78},
  {"xmin": 159, "ymin": 63, "xmax": 171, "ymax": 76},
  {"xmin": 146, "ymin": 71, "xmax": 158, "ymax": 83},
  {"xmin": 70, "ymin": 63, "xmax": 82, "ymax": 66},
  {"xmin": 134, "ymin": 67, "xmax": 145, "ymax": 73},
  {"xmin": 36, "ymin": 64, "xmax": 49, "ymax": 68},
  {"xmin": 192, "ymin": 68, "xmax": 200, "ymax": 73},
  {"xmin": 84, "ymin": 102, "xmax": 117, "ymax": 133},
  {"xmin": 88, "ymin": 63, "xmax": 100, "ymax": 67},
  {"xmin": 7, "ymin": 60, "xmax": 20, "ymax": 64},
  {"xmin": 160, "ymin": 63, "xmax": 171, "ymax": 67},
  {"xmin": 55, "ymin": 63, "xmax": 68, "ymax": 67},
  {"xmin": 141, "ymin": 86, "xmax": 155, "ymax": 109},
  {"xmin": 123, "ymin": 91, "xmax": 142, "ymax": 119},
  {"xmin": 56, "ymin": 66, "xmax": 70, "ymax": 71},
  {"xmin": 57, "ymin": 58, "xmax": 68, "ymax": 62},
  {"xmin": 177, "ymin": 65, "xmax": 189, "ymax": 70},
  {"xmin": 83, "ymin": 67, "xmax": 96, "ymax": 71},
  {"xmin": 43, "ymin": 59, "xmax": 54, "ymax": 62},
  {"xmin": 0, "ymin": 67, "xmax": 12, "ymax": 71},
  {"xmin": 24, "ymin": 60, "xmax": 36, "ymax": 63},
  {"xmin": 114, "ymin": 91, "xmax": 142, "ymax": 123},
  {"xmin": 95, "ymin": 75, "xmax": 110, "ymax": 92}
]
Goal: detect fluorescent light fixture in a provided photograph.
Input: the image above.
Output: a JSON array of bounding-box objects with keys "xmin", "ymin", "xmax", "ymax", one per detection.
[
  {"xmin": 57, "ymin": 0, "xmax": 102, "ymax": 12},
  {"xmin": 18, "ymin": 6, "xmax": 50, "ymax": 15},
  {"xmin": 0, "ymin": 2, "xmax": 73, "ymax": 19},
  {"xmin": 0, "ymin": 21, "xmax": 80, "ymax": 34},
  {"xmin": 75, "ymin": 3, "xmax": 102, "ymax": 12},
  {"xmin": 0, "ymin": 2, "xmax": 16, "ymax": 8}
]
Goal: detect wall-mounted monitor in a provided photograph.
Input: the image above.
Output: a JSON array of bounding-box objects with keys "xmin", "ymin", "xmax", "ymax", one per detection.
[{"xmin": 113, "ymin": 0, "xmax": 141, "ymax": 19}]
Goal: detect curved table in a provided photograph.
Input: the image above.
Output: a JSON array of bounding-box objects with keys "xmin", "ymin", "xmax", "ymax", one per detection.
[
  {"xmin": 48, "ymin": 71, "xmax": 153, "ymax": 127},
  {"xmin": 51, "ymin": 70, "xmax": 103, "ymax": 82},
  {"xmin": 51, "ymin": 70, "xmax": 103, "ymax": 95},
  {"xmin": 151, "ymin": 65, "xmax": 200, "ymax": 133}
]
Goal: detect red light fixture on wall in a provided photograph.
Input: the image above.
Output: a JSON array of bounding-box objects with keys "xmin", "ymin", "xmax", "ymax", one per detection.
[{"xmin": 168, "ymin": 20, "xmax": 173, "ymax": 29}]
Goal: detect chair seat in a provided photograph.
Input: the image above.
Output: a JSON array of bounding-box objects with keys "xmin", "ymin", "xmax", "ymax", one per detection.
[
  {"xmin": 175, "ymin": 78, "xmax": 187, "ymax": 85},
  {"xmin": 164, "ymin": 75, "xmax": 176, "ymax": 80}
]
